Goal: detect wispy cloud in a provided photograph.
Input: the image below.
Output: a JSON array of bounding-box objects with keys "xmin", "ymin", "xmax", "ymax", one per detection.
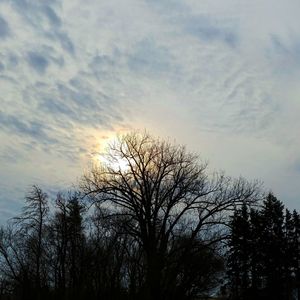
[
  {"xmin": 0, "ymin": 15, "xmax": 10, "ymax": 38},
  {"xmin": 0, "ymin": 111, "xmax": 55, "ymax": 142},
  {"xmin": 269, "ymin": 34, "xmax": 300, "ymax": 74},
  {"xmin": 127, "ymin": 38, "xmax": 173, "ymax": 76},
  {"xmin": 0, "ymin": 0, "xmax": 300, "ymax": 221},
  {"xmin": 27, "ymin": 51, "xmax": 49, "ymax": 73},
  {"xmin": 183, "ymin": 15, "xmax": 238, "ymax": 47}
]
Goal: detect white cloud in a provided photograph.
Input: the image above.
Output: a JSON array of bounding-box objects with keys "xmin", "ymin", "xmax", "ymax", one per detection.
[{"xmin": 0, "ymin": 0, "xmax": 300, "ymax": 221}]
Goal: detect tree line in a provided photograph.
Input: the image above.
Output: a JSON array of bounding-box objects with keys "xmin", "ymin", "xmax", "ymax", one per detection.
[
  {"xmin": 0, "ymin": 132, "xmax": 297, "ymax": 300},
  {"xmin": 226, "ymin": 193, "xmax": 300, "ymax": 300}
]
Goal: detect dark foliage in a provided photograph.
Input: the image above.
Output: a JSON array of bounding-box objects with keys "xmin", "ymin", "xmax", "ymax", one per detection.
[
  {"xmin": 0, "ymin": 188, "xmax": 225, "ymax": 300},
  {"xmin": 4, "ymin": 132, "xmax": 292, "ymax": 300},
  {"xmin": 227, "ymin": 193, "xmax": 300, "ymax": 300}
]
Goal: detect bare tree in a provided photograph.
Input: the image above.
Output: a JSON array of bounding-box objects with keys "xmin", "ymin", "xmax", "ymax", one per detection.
[
  {"xmin": 81, "ymin": 132, "xmax": 261, "ymax": 300},
  {"xmin": 14, "ymin": 186, "xmax": 49, "ymax": 299},
  {"xmin": 0, "ymin": 226, "xmax": 24, "ymax": 288}
]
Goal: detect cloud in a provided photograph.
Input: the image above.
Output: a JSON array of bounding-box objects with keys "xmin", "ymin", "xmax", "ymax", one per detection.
[
  {"xmin": 127, "ymin": 38, "xmax": 173, "ymax": 76},
  {"xmin": 0, "ymin": 0, "xmax": 300, "ymax": 224},
  {"xmin": 183, "ymin": 15, "xmax": 238, "ymax": 47},
  {"xmin": 0, "ymin": 145, "xmax": 25, "ymax": 164},
  {"xmin": 7, "ymin": 0, "xmax": 74, "ymax": 57},
  {"xmin": 56, "ymin": 32, "xmax": 75, "ymax": 55},
  {"xmin": 34, "ymin": 79, "xmax": 122, "ymax": 128},
  {"xmin": 43, "ymin": 5, "xmax": 61, "ymax": 27},
  {"xmin": 0, "ymin": 15, "xmax": 10, "ymax": 38},
  {"xmin": 145, "ymin": 0, "xmax": 239, "ymax": 47},
  {"xmin": 269, "ymin": 34, "xmax": 300, "ymax": 75},
  {"xmin": 11, "ymin": 0, "xmax": 60, "ymax": 28},
  {"xmin": 27, "ymin": 51, "xmax": 49, "ymax": 73},
  {"xmin": 0, "ymin": 111, "xmax": 57, "ymax": 144}
]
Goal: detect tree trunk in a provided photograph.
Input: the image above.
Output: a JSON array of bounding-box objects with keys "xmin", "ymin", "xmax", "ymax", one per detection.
[{"xmin": 145, "ymin": 252, "xmax": 163, "ymax": 300}]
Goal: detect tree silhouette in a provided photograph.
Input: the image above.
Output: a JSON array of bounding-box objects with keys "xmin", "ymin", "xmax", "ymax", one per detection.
[
  {"xmin": 227, "ymin": 203, "xmax": 251, "ymax": 299},
  {"xmin": 5, "ymin": 133, "xmax": 300, "ymax": 300},
  {"xmin": 227, "ymin": 193, "xmax": 300, "ymax": 300},
  {"xmin": 260, "ymin": 193, "xmax": 285, "ymax": 299},
  {"xmin": 14, "ymin": 186, "xmax": 49, "ymax": 300},
  {"xmin": 81, "ymin": 132, "xmax": 260, "ymax": 300}
]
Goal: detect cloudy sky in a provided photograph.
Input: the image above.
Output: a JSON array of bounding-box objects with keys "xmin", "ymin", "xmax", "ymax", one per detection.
[{"xmin": 1, "ymin": 0, "xmax": 300, "ymax": 221}]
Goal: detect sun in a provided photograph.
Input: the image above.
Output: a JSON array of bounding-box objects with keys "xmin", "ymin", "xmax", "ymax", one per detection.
[
  {"xmin": 93, "ymin": 133, "xmax": 129, "ymax": 172},
  {"xmin": 97, "ymin": 154, "xmax": 129, "ymax": 172}
]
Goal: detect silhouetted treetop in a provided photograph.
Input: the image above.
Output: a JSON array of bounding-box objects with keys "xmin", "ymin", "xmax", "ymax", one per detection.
[{"xmin": 80, "ymin": 131, "xmax": 261, "ymax": 300}]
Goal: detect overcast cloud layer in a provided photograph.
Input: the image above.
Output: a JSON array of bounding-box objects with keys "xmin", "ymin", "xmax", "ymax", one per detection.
[{"xmin": 1, "ymin": 0, "xmax": 300, "ymax": 221}]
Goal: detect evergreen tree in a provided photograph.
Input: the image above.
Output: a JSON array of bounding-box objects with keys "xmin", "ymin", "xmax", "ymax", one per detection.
[
  {"xmin": 227, "ymin": 193, "xmax": 296, "ymax": 300},
  {"xmin": 67, "ymin": 195, "xmax": 85, "ymax": 287},
  {"xmin": 49, "ymin": 193, "xmax": 86, "ymax": 299},
  {"xmin": 292, "ymin": 210, "xmax": 300, "ymax": 299},
  {"xmin": 261, "ymin": 193, "xmax": 285, "ymax": 298},
  {"xmin": 227, "ymin": 203, "xmax": 251, "ymax": 299},
  {"xmin": 249, "ymin": 207, "xmax": 264, "ymax": 296},
  {"xmin": 283, "ymin": 209, "xmax": 294, "ymax": 296}
]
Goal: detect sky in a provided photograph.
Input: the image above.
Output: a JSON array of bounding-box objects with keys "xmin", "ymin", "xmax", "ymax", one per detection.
[{"xmin": 1, "ymin": 0, "xmax": 300, "ymax": 221}]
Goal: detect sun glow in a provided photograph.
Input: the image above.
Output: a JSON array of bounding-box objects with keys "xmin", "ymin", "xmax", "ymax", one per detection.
[
  {"xmin": 97, "ymin": 154, "xmax": 129, "ymax": 172},
  {"xmin": 92, "ymin": 132, "xmax": 130, "ymax": 172}
]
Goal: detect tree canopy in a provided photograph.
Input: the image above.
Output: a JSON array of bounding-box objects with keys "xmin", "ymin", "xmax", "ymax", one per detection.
[
  {"xmin": 2, "ymin": 132, "xmax": 299, "ymax": 300},
  {"xmin": 81, "ymin": 132, "xmax": 260, "ymax": 300}
]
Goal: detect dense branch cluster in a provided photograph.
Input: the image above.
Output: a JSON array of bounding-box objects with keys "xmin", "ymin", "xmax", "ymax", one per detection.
[
  {"xmin": 81, "ymin": 133, "xmax": 260, "ymax": 300},
  {"xmin": 0, "ymin": 132, "xmax": 293, "ymax": 300}
]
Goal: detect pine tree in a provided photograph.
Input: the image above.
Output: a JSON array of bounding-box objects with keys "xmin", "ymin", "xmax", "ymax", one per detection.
[
  {"xmin": 260, "ymin": 193, "xmax": 285, "ymax": 299},
  {"xmin": 292, "ymin": 210, "xmax": 300, "ymax": 299},
  {"xmin": 65, "ymin": 194, "xmax": 86, "ymax": 298},
  {"xmin": 227, "ymin": 203, "xmax": 251, "ymax": 299},
  {"xmin": 249, "ymin": 208, "xmax": 264, "ymax": 296},
  {"xmin": 283, "ymin": 209, "xmax": 294, "ymax": 296}
]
